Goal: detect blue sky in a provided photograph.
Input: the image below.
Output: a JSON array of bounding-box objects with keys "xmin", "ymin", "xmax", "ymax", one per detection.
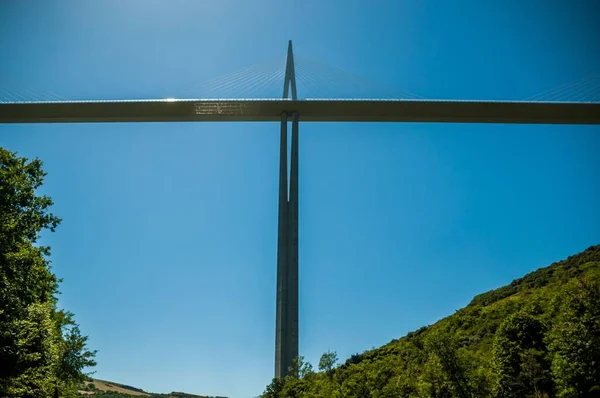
[{"xmin": 1, "ymin": 1, "xmax": 599, "ymax": 397}]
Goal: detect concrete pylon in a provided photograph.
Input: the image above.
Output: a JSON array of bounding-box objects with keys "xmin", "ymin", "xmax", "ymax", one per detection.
[{"xmin": 275, "ymin": 40, "xmax": 299, "ymax": 379}]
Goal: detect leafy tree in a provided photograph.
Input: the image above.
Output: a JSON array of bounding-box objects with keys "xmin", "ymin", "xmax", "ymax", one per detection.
[
  {"xmin": 57, "ymin": 320, "xmax": 98, "ymax": 395},
  {"xmin": 417, "ymin": 354, "xmax": 452, "ymax": 398},
  {"xmin": 548, "ymin": 277, "xmax": 600, "ymax": 397},
  {"xmin": 4, "ymin": 302, "xmax": 61, "ymax": 397},
  {"xmin": 0, "ymin": 148, "xmax": 96, "ymax": 396},
  {"xmin": 318, "ymin": 350, "xmax": 338, "ymax": 373},
  {"xmin": 262, "ymin": 378, "xmax": 285, "ymax": 398},
  {"xmin": 425, "ymin": 333, "xmax": 474, "ymax": 398},
  {"xmin": 288, "ymin": 355, "xmax": 314, "ymax": 379},
  {"xmin": 492, "ymin": 312, "xmax": 551, "ymax": 397}
]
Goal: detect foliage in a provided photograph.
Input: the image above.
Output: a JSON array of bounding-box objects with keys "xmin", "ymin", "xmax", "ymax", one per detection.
[
  {"xmin": 318, "ymin": 350, "xmax": 338, "ymax": 373},
  {"xmin": 469, "ymin": 247, "xmax": 599, "ymax": 308},
  {"xmin": 425, "ymin": 332, "xmax": 475, "ymax": 398},
  {"xmin": 0, "ymin": 147, "xmax": 96, "ymax": 396},
  {"xmin": 260, "ymin": 245, "xmax": 600, "ymax": 398},
  {"xmin": 5, "ymin": 302, "xmax": 61, "ymax": 397},
  {"xmin": 492, "ymin": 312, "xmax": 551, "ymax": 397},
  {"xmin": 548, "ymin": 277, "xmax": 600, "ymax": 397},
  {"xmin": 261, "ymin": 378, "xmax": 285, "ymax": 398}
]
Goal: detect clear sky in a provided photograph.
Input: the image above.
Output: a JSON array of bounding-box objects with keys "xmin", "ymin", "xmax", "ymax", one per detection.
[{"xmin": 1, "ymin": 1, "xmax": 599, "ymax": 397}]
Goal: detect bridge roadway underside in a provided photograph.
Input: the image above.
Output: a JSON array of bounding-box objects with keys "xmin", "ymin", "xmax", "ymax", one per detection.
[{"xmin": 1, "ymin": 99, "xmax": 600, "ymax": 124}]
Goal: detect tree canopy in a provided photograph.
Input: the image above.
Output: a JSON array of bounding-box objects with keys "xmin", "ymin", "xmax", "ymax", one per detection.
[{"xmin": 0, "ymin": 147, "xmax": 96, "ymax": 397}]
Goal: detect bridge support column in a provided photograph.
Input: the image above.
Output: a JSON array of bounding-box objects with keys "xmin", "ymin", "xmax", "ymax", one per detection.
[
  {"xmin": 287, "ymin": 111, "xmax": 299, "ymax": 375},
  {"xmin": 275, "ymin": 112, "xmax": 289, "ymax": 379},
  {"xmin": 275, "ymin": 111, "xmax": 299, "ymax": 379}
]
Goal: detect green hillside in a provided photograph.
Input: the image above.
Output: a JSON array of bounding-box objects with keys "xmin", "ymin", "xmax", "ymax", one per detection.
[
  {"xmin": 78, "ymin": 378, "xmax": 227, "ymax": 398},
  {"xmin": 262, "ymin": 244, "xmax": 600, "ymax": 398}
]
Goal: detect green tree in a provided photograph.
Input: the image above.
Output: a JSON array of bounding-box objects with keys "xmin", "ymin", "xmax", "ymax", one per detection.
[
  {"xmin": 4, "ymin": 302, "xmax": 61, "ymax": 397},
  {"xmin": 417, "ymin": 354, "xmax": 453, "ymax": 398},
  {"xmin": 492, "ymin": 312, "xmax": 551, "ymax": 397},
  {"xmin": 426, "ymin": 333, "xmax": 474, "ymax": 398},
  {"xmin": 548, "ymin": 277, "xmax": 600, "ymax": 397},
  {"xmin": 0, "ymin": 148, "xmax": 96, "ymax": 396},
  {"xmin": 262, "ymin": 377, "xmax": 285, "ymax": 398},
  {"xmin": 57, "ymin": 321, "xmax": 98, "ymax": 395},
  {"xmin": 288, "ymin": 355, "xmax": 314, "ymax": 379},
  {"xmin": 318, "ymin": 350, "xmax": 338, "ymax": 373}
]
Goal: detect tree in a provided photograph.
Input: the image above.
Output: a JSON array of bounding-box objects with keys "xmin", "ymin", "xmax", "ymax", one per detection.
[
  {"xmin": 4, "ymin": 303, "xmax": 61, "ymax": 397},
  {"xmin": 426, "ymin": 333, "xmax": 475, "ymax": 398},
  {"xmin": 288, "ymin": 356, "xmax": 314, "ymax": 379},
  {"xmin": 548, "ymin": 277, "xmax": 600, "ymax": 397},
  {"xmin": 417, "ymin": 354, "xmax": 453, "ymax": 398},
  {"xmin": 57, "ymin": 321, "xmax": 98, "ymax": 395},
  {"xmin": 262, "ymin": 377, "xmax": 285, "ymax": 398},
  {"xmin": 318, "ymin": 350, "xmax": 338, "ymax": 373},
  {"xmin": 492, "ymin": 312, "xmax": 551, "ymax": 398},
  {"xmin": 0, "ymin": 148, "xmax": 96, "ymax": 396}
]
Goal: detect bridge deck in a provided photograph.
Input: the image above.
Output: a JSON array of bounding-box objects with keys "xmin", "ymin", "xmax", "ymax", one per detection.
[{"xmin": 1, "ymin": 99, "xmax": 600, "ymax": 124}]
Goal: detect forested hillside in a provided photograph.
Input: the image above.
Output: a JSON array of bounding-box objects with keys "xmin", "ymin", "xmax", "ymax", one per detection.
[{"xmin": 262, "ymin": 245, "xmax": 600, "ymax": 398}]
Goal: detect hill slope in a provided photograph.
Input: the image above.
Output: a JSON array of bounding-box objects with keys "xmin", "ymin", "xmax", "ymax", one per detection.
[
  {"xmin": 263, "ymin": 244, "xmax": 600, "ymax": 397},
  {"xmin": 78, "ymin": 378, "xmax": 226, "ymax": 398}
]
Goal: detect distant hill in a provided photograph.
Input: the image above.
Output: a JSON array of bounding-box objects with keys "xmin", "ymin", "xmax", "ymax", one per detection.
[
  {"xmin": 78, "ymin": 378, "xmax": 226, "ymax": 398},
  {"xmin": 79, "ymin": 379, "xmax": 147, "ymax": 396},
  {"xmin": 262, "ymin": 244, "xmax": 600, "ymax": 397}
]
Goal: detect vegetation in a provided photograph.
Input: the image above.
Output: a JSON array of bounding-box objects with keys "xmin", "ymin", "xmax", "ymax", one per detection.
[
  {"xmin": 262, "ymin": 244, "xmax": 600, "ymax": 398},
  {"xmin": 0, "ymin": 147, "xmax": 97, "ymax": 397}
]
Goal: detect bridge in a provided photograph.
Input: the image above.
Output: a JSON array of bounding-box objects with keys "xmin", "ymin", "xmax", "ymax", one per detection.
[
  {"xmin": 2, "ymin": 98, "xmax": 600, "ymax": 124},
  {"xmin": 2, "ymin": 40, "xmax": 600, "ymax": 380}
]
